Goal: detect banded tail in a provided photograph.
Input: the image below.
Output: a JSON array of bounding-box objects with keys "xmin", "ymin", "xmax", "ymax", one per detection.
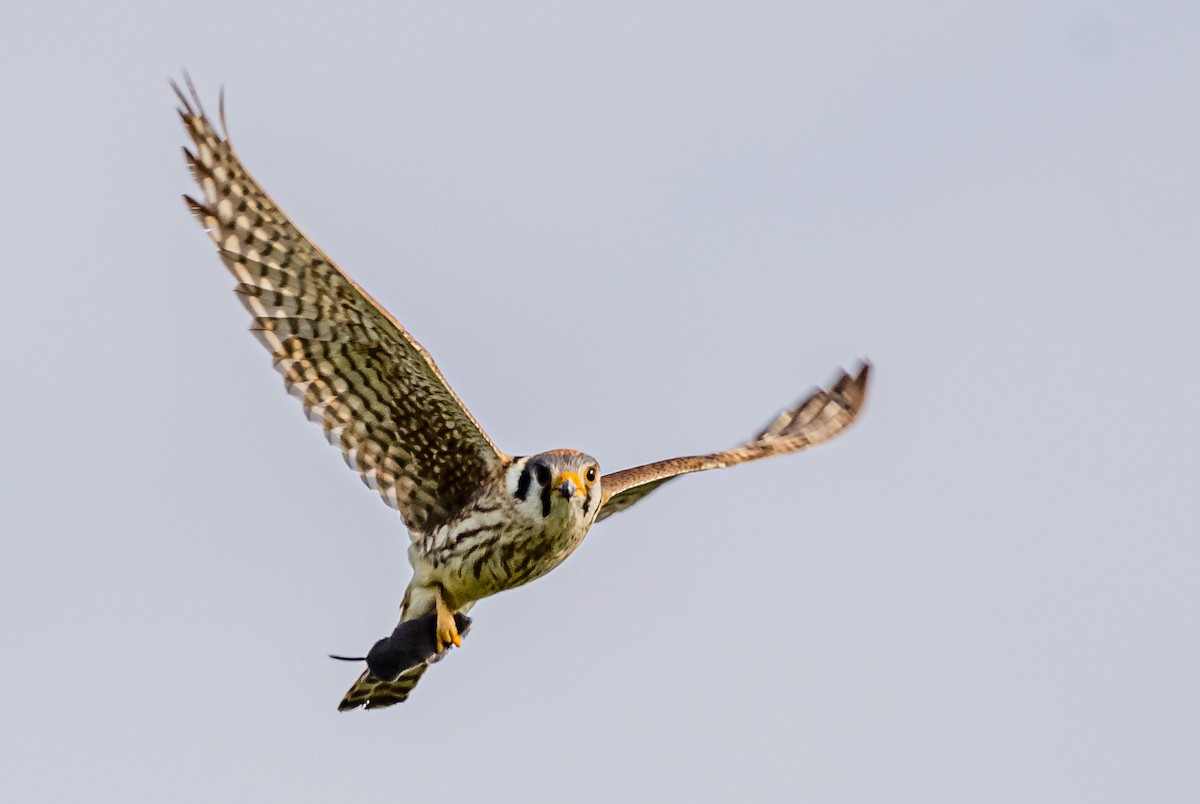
[
  {"xmin": 336, "ymin": 611, "xmax": 472, "ymax": 711},
  {"xmin": 339, "ymin": 665, "xmax": 431, "ymax": 710}
]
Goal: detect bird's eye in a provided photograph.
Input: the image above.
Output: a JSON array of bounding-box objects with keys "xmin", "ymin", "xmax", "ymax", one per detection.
[
  {"xmin": 585, "ymin": 466, "xmax": 597, "ymax": 483},
  {"xmin": 534, "ymin": 464, "xmax": 552, "ymax": 486}
]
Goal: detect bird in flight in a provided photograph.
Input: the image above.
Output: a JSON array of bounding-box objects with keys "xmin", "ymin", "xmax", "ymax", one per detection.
[{"xmin": 174, "ymin": 77, "xmax": 870, "ymax": 710}]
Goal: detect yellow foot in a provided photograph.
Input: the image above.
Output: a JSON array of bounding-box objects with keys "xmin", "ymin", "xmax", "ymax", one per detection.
[{"xmin": 434, "ymin": 589, "xmax": 462, "ymax": 653}]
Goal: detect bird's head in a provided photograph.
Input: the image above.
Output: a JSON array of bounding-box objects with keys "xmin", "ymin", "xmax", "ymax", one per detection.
[{"xmin": 507, "ymin": 450, "xmax": 601, "ymax": 523}]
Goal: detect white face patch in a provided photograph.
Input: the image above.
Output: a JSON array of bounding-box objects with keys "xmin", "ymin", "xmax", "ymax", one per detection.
[{"xmin": 506, "ymin": 453, "xmax": 600, "ymax": 525}]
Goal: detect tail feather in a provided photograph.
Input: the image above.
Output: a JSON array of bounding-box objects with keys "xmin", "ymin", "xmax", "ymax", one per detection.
[
  {"xmin": 339, "ymin": 665, "xmax": 429, "ymax": 710},
  {"xmin": 334, "ymin": 609, "xmax": 473, "ymax": 711}
]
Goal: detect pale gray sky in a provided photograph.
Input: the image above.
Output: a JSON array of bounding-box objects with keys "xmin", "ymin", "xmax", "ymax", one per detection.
[{"xmin": 2, "ymin": 2, "xmax": 1198, "ymax": 802}]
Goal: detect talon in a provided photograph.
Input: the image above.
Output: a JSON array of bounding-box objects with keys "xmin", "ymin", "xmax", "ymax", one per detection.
[
  {"xmin": 434, "ymin": 587, "xmax": 461, "ymax": 653},
  {"xmin": 435, "ymin": 619, "xmax": 461, "ymax": 653}
]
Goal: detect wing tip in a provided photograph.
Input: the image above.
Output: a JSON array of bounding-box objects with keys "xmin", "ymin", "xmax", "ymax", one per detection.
[
  {"xmin": 846, "ymin": 359, "xmax": 871, "ymax": 410},
  {"xmin": 824, "ymin": 359, "xmax": 871, "ymax": 414},
  {"xmin": 170, "ymin": 70, "xmax": 207, "ymax": 120}
]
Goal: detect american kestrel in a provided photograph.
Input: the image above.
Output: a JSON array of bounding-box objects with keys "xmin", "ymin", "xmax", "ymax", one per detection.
[{"xmin": 174, "ymin": 78, "xmax": 871, "ymax": 710}]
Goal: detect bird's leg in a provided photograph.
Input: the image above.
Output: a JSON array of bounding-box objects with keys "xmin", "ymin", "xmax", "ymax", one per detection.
[{"xmin": 434, "ymin": 586, "xmax": 462, "ymax": 653}]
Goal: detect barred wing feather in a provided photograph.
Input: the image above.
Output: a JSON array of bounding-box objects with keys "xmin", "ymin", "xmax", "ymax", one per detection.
[
  {"xmin": 597, "ymin": 363, "xmax": 870, "ymax": 522},
  {"xmin": 175, "ymin": 79, "xmax": 507, "ymax": 536}
]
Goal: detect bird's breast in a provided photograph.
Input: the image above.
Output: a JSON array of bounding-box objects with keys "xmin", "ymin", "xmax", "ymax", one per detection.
[{"xmin": 419, "ymin": 510, "xmax": 592, "ymax": 603}]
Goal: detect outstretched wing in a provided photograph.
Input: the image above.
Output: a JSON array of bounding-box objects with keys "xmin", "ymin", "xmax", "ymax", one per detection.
[
  {"xmin": 175, "ymin": 78, "xmax": 508, "ymax": 535},
  {"xmin": 596, "ymin": 362, "xmax": 870, "ymax": 522}
]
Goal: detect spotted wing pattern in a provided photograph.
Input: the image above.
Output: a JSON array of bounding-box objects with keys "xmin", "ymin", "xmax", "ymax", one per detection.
[
  {"xmin": 175, "ymin": 80, "xmax": 507, "ymax": 535},
  {"xmin": 597, "ymin": 363, "xmax": 870, "ymax": 521}
]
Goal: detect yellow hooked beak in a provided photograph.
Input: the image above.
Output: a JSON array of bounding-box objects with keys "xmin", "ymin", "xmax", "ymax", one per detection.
[{"xmin": 554, "ymin": 471, "xmax": 585, "ymax": 500}]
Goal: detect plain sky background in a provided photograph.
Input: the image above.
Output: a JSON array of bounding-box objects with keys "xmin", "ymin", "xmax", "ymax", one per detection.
[{"xmin": 2, "ymin": 2, "xmax": 1198, "ymax": 802}]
